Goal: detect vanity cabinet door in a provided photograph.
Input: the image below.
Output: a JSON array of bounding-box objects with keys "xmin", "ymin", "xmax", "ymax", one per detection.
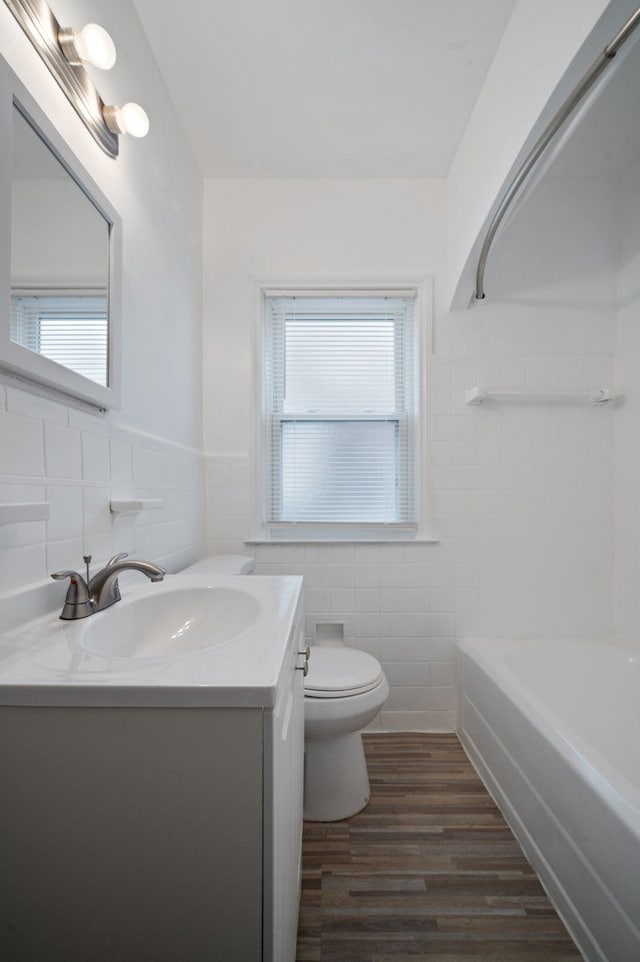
[
  {"xmin": 0, "ymin": 705, "xmax": 265, "ymax": 962},
  {"xmin": 263, "ymin": 612, "xmax": 305, "ymax": 962}
]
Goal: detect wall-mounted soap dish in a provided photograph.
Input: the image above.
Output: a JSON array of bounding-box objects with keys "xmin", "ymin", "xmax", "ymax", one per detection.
[
  {"xmin": 0, "ymin": 502, "xmax": 50, "ymax": 524},
  {"xmin": 110, "ymin": 499, "xmax": 163, "ymax": 515}
]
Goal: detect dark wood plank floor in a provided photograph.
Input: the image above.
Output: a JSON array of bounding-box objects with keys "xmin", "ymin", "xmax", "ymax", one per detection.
[{"xmin": 296, "ymin": 733, "xmax": 582, "ymax": 962}]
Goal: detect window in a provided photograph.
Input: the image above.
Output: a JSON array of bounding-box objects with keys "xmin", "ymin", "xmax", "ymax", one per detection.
[
  {"xmin": 10, "ymin": 294, "xmax": 108, "ymax": 386},
  {"xmin": 261, "ymin": 289, "xmax": 422, "ymax": 538}
]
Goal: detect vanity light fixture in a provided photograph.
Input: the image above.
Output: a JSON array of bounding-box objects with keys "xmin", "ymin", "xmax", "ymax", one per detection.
[
  {"xmin": 58, "ymin": 23, "xmax": 116, "ymax": 70},
  {"xmin": 4, "ymin": 0, "xmax": 149, "ymax": 155},
  {"xmin": 103, "ymin": 101, "xmax": 150, "ymax": 138}
]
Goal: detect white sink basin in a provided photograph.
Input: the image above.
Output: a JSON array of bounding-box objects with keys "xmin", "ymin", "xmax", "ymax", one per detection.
[
  {"xmin": 81, "ymin": 585, "xmax": 262, "ymax": 659},
  {"xmin": 0, "ymin": 574, "xmax": 304, "ymax": 708}
]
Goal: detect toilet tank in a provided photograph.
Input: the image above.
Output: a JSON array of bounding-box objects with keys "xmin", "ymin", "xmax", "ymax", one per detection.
[{"xmin": 174, "ymin": 555, "xmax": 255, "ymax": 577}]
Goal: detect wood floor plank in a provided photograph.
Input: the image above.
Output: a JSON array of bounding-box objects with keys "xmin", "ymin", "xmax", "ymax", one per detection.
[{"xmin": 296, "ymin": 733, "xmax": 582, "ymax": 962}]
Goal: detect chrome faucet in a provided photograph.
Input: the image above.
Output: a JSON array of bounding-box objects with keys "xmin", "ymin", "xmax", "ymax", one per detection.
[{"xmin": 51, "ymin": 552, "xmax": 166, "ymax": 620}]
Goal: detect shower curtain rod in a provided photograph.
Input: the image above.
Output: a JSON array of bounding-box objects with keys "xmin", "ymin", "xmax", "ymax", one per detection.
[{"xmin": 474, "ymin": 5, "xmax": 640, "ymax": 301}]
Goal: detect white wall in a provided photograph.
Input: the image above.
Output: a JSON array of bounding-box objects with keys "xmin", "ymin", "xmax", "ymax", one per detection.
[
  {"xmin": 203, "ymin": 176, "xmax": 616, "ymax": 731},
  {"xmin": 0, "ymin": 0, "xmax": 206, "ymax": 593},
  {"xmin": 614, "ymin": 157, "xmax": 640, "ymax": 642}
]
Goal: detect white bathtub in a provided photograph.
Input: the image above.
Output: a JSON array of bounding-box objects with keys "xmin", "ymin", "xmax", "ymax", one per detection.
[{"xmin": 458, "ymin": 638, "xmax": 640, "ymax": 962}]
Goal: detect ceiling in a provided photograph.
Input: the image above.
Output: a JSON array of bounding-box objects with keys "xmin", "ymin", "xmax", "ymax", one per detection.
[{"xmin": 133, "ymin": 0, "xmax": 516, "ymax": 178}]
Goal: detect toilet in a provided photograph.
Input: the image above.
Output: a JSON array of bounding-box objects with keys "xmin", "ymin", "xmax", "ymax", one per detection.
[{"xmin": 303, "ymin": 646, "xmax": 389, "ymax": 822}]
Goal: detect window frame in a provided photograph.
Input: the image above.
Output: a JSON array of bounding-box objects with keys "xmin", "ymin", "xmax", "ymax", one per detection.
[{"xmin": 250, "ymin": 279, "xmax": 434, "ymax": 543}]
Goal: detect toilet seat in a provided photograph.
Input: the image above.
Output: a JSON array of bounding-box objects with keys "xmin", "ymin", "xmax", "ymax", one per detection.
[{"xmin": 304, "ymin": 647, "xmax": 384, "ymax": 698}]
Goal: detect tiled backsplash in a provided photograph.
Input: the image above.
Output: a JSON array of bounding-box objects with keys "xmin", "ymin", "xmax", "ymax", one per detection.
[
  {"xmin": 0, "ymin": 382, "xmax": 206, "ymax": 594},
  {"xmin": 206, "ymin": 353, "xmax": 615, "ymax": 731}
]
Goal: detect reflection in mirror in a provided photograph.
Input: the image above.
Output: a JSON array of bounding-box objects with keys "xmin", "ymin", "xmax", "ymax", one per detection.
[{"xmin": 10, "ymin": 105, "xmax": 110, "ymax": 386}]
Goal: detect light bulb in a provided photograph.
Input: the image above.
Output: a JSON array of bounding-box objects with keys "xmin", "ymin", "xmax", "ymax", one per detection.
[
  {"xmin": 75, "ymin": 24, "xmax": 116, "ymax": 70},
  {"xmin": 103, "ymin": 102, "xmax": 150, "ymax": 138},
  {"xmin": 117, "ymin": 103, "xmax": 149, "ymax": 137},
  {"xmin": 59, "ymin": 23, "xmax": 116, "ymax": 70}
]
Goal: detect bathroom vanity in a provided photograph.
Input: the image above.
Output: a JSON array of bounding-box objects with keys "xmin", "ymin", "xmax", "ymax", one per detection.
[{"xmin": 0, "ymin": 575, "xmax": 305, "ymax": 962}]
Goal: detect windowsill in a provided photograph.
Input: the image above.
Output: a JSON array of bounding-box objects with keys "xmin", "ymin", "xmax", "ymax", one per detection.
[{"xmin": 246, "ymin": 536, "xmax": 439, "ymax": 545}]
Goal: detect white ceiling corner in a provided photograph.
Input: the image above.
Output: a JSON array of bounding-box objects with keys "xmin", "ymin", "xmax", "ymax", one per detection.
[{"xmin": 134, "ymin": 0, "xmax": 516, "ymax": 178}]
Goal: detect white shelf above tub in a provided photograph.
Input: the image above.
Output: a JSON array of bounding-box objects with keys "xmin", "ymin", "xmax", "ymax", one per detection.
[
  {"xmin": 110, "ymin": 499, "xmax": 163, "ymax": 515},
  {"xmin": 465, "ymin": 387, "xmax": 614, "ymax": 406},
  {"xmin": 0, "ymin": 502, "xmax": 50, "ymax": 524}
]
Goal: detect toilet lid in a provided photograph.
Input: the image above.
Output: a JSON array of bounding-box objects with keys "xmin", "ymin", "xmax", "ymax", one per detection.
[{"xmin": 304, "ymin": 647, "xmax": 384, "ymax": 698}]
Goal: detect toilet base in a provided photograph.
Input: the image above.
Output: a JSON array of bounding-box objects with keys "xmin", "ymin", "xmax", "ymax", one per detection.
[{"xmin": 303, "ymin": 730, "xmax": 371, "ymax": 821}]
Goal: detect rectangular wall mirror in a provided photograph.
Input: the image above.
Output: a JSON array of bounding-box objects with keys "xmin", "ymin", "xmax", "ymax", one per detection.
[{"xmin": 0, "ymin": 63, "xmax": 121, "ymax": 409}]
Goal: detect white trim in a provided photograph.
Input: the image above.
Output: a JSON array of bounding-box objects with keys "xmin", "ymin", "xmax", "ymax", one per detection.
[
  {"xmin": 251, "ymin": 276, "xmax": 434, "ymax": 543},
  {"xmin": 0, "ymin": 68, "xmax": 121, "ymax": 411},
  {"xmin": 246, "ymin": 538, "xmax": 440, "ymax": 545},
  {"xmin": 109, "ymin": 421, "xmax": 205, "ymax": 458},
  {"xmin": 263, "ymin": 288, "xmax": 418, "ymax": 299},
  {"xmin": 11, "ymin": 277, "xmax": 107, "ymax": 297}
]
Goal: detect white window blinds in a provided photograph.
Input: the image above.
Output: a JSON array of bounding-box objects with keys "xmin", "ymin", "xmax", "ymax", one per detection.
[
  {"xmin": 265, "ymin": 293, "xmax": 418, "ymax": 526},
  {"xmin": 10, "ymin": 294, "xmax": 108, "ymax": 386}
]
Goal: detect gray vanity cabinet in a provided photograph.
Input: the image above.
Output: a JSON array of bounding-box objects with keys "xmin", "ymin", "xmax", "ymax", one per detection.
[{"xmin": 0, "ymin": 602, "xmax": 306, "ymax": 962}]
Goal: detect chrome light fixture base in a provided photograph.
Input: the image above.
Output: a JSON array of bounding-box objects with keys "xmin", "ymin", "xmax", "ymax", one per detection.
[{"xmin": 4, "ymin": 0, "xmax": 119, "ymax": 157}]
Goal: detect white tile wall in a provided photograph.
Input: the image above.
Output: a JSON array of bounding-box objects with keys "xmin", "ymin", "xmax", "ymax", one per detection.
[
  {"xmin": 206, "ymin": 352, "xmax": 615, "ymax": 731},
  {"xmin": 0, "ymin": 383, "xmax": 206, "ymax": 597},
  {"xmin": 201, "ymin": 177, "xmax": 619, "ymax": 731}
]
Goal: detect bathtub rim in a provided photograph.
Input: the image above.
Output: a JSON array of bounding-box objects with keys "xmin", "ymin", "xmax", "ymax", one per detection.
[
  {"xmin": 458, "ymin": 637, "xmax": 640, "ymax": 844},
  {"xmin": 458, "ymin": 636, "xmax": 640, "ymax": 962}
]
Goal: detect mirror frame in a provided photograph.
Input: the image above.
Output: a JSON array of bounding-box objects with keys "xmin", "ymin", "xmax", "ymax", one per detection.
[{"xmin": 0, "ymin": 61, "xmax": 121, "ymax": 410}]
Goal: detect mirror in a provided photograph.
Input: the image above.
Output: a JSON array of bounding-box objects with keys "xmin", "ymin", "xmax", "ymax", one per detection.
[
  {"xmin": 10, "ymin": 105, "xmax": 110, "ymax": 386},
  {"xmin": 0, "ymin": 64, "xmax": 121, "ymax": 410}
]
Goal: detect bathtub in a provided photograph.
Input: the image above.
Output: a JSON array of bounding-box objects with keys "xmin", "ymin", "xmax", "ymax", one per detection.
[{"xmin": 458, "ymin": 638, "xmax": 640, "ymax": 962}]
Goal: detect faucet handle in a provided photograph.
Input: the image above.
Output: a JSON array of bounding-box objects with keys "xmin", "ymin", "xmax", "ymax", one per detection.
[
  {"xmin": 106, "ymin": 552, "xmax": 129, "ymax": 567},
  {"xmin": 51, "ymin": 570, "xmax": 92, "ymax": 619},
  {"xmin": 51, "ymin": 570, "xmax": 90, "ymax": 599}
]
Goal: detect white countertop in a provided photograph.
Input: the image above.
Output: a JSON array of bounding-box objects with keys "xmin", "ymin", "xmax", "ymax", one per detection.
[{"xmin": 0, "ymin": 575, "xmax": 303, "ymax": 709}]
